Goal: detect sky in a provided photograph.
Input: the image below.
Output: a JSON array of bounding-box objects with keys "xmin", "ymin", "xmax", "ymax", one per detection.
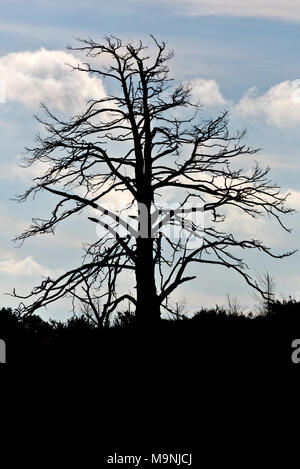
[{"xmin": 1, "ymin": 0, "xmax": 300, "ymax": 320}]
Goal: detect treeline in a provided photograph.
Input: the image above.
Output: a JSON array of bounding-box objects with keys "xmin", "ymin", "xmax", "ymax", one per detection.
[
  {"xmin": 1, "ymin": 296, "xmax": 300, "ymax": 332},
  {"xmin": 0, "ymin": 298, "xmax": 299, "ymax": 367}
]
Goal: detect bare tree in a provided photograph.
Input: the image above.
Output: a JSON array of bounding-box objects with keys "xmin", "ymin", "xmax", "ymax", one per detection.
[
  {"xmin": 255, "ymin": 272, "xmax": 276, "ymax": 316},
  {"xmin": 226, "ymin": 294, "xmax": 243, "ymax": 316},
  {"xmin": 165, "ymin": 297, "xmax": 188, "ymax": 321},
  {"xmin": 12, "ymin": 35, "xmax": 295, "ymax": 325}
]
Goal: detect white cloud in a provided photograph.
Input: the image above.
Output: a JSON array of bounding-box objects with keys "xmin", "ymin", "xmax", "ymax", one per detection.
[
  {"xmin": 235, "ymin": 80, "xmax": 300, "ymax": 128},
  {"xmin": 0, "ymin": 48, "xmax": 106, "ymax": 113},
  {"xmin": 285, "ymin": 189, "xmax": 300, "ymax": 211},
  {"xmin": 163, "ymin": 0, "xmax": 300, "ymax": 22},
  {"xmin": 0, "ymin": 158, "xmax": 51, "ymax": 182},
  {"xmin": 189, "ymin": 79, "xmax": 226, "ymax": 107},
  {"xmin": 256, "ymin": 153, "xmax": 300, "ymax": 170},
  {"xmin": 213, "ymin": 194, "xmax": 295, "ymax": 247},
  {"xmin": 0, "ymin": 255, "xmax": 56, "ymax": 276}
]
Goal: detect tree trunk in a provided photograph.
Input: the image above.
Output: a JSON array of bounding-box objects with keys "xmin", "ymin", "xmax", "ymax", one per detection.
[{"xmin": 135, "ymin": 236, "xmax": 161, "ymax": 325}]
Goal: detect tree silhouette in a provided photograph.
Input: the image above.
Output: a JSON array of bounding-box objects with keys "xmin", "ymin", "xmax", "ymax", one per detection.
[
  {"xmin": 12, "ymin": 35, "xmax": 295, "ymax": 325},
  {"xmin": 255, "ymin": 271, "xmax": 276, "ymax": 315}
]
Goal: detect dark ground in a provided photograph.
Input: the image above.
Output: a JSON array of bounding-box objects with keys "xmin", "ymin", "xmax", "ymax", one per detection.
[
  {"xmin": 1, "ymin": 302, "xmax": 299, "ymax": 466},
  {"xmin": 1, "ymin": 301, "xmax": 299, "ymax": 369}
]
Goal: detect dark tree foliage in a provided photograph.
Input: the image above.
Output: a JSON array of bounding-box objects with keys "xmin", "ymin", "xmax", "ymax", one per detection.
[
  {"xmin": 11, "ymin": 36, "xmax": 294, "ymax": 325},
  {"xmin": 1, "ymin": 300, "xmax": 300, "ymax": 367}
]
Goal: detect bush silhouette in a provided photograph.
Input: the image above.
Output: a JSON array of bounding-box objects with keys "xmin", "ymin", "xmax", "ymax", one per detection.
[{"xmin": 1, "ymin": 299, "xmax": 299, "ymax": 368}]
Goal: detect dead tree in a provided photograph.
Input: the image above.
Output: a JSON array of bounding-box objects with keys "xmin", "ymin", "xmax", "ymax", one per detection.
[
  {"xmin": 255, "ymin": 272, "xmax": 276, "ymax": 315},
  {"xmin": 12, "ymin": 35, "xmax": 295, "ymax": 325}
]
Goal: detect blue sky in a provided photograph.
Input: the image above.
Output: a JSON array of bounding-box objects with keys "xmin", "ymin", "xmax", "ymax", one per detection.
[{"xmin": 1, "ymin": 0, "xmax": 300, "ymax": 320}]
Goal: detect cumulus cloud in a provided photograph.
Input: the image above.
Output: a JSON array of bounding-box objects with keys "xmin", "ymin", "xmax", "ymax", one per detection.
[
  {"xmin": 219, "ymin": 205, "xmax": 287, "ymax": 247},
  {"xmin": 189, "ymin": 79, "xmax": 226, "ymax": 107},
  {"xmin": 285, "ymin": 189, "xmax": 300, "ymax": 211},
  {"xmin": 0, "ymin": 158, "xmax": 51, "ymax": 182},
  {"xmin": 235, "ymin": 80, "xmax": 300, "ymax": 128},
  {"xmin": 255, "ymin": 153, "xmax": 300, "ymax": 170},
  {"xmin": 163, "ymin": 0, "xmax": 300, "ymax": 22},
  {"xmin": 0, "ymin": 256, "xmax": 57, "ymax": 276},
  {"xmin": 0, "ymin": 48, "xmax": 106, "ymax": 113}
]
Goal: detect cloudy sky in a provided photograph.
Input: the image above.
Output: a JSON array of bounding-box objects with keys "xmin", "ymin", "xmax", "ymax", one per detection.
[{"xmin": 1, "ymin": 0, "xmax": 300, "ymax": 320}]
